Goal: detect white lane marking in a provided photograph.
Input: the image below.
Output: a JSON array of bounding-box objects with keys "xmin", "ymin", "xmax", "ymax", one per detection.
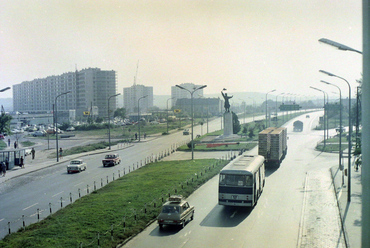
[
  {"xmin": 52, "ymin": 191, "xmax": 64, "ymax": 198},
  {"xmin": 23, "ymin": 203, "xmax": 38, "ymax": 211},
  {"xmin": 74, "ymin": 182, "xmax": 84, "ymax": 187},
  {"xmin": 0, "ymin": 218, "xmax": 4, "ymax": 222}
]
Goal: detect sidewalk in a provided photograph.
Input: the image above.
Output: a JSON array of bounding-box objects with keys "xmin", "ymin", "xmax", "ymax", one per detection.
[{"xmin": 330, "ymin": 163, "xmax": 362, "ymax": 248}]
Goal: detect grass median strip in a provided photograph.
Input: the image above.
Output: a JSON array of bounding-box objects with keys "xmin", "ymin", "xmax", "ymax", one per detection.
[{"xmin": 0, "ymin": 158, "xmax": 229, "ymax": 248}]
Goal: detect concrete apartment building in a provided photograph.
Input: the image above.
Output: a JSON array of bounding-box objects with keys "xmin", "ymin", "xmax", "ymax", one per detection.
[
  {"xmin": 170, "ymin": 83, "xmax": 204, "ymax": 108},
  {"xmin": 174, "ymin": 97, "xmax": 222, "ymax": 118},
  {"xmin": 123, "ymin": 84, "xmax": 153, "ymax": 114},
  {"xmin": 13, "ymin": 68, "xmax": 117, "ymax": 122}
]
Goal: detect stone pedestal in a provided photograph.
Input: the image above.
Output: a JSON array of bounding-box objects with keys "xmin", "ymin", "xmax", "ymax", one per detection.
[{"xmin": 223, "ymin": 112, "xmax": 233, "ymax": 137}]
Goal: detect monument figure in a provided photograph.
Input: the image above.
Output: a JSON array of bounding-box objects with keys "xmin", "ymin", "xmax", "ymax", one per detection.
[{"xmin": 221, "ymin": 91, "xmax": 233, "ymax": 112}]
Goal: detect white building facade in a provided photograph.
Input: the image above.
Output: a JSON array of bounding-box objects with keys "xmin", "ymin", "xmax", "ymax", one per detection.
[
  {"xmin": 13, "ymin": 68, "xmax": 117, "ymax": 121},
  {"xmin": 123, "ymin": 84, "xmax": 153, "ymax": 114},
  {"xmin": 170, "ymin": 83, "xmax": 204, "ymax": 108}
]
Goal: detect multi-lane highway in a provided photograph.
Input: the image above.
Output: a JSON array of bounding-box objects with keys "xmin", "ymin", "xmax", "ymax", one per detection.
[
  {"xmin": 0, "ymin": 113, "xmax": 235, "ymax": 237},
  {"xmin": 123, "ymin": 111, "xmax": 345, "ymax": 247},
  {"xmin": 1, "ymin": 110, "xmax": 344, "ymax": 247}
]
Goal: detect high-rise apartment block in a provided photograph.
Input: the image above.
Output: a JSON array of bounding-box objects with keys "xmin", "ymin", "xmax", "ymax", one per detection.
[
  {"xmin": 123, "ymin": 84, "xmax": 153, "ymax": 114},
  {"xmin": 171, "ymin": 83, "xmax": 204, "ymax": 108},
  {"xmin": 13, "ymin": 68, "xmax": 117, "ymax": 121}
]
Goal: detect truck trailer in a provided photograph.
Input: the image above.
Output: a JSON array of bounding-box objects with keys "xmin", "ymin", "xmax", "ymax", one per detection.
[
  {"xmin": 293, "ymin": 120, "xmax": 303, "ymax": 132},
  {"xmin": 258, "ymin": 127, "xmax": 287, "ymax": 167}
]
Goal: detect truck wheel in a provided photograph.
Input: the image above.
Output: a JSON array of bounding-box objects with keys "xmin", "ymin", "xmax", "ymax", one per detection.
[{"xmin": 159, "ymin": 224, "xmax": 163, "ymax": 229}]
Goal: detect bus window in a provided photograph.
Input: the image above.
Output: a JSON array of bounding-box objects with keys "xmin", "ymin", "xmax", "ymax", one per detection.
[
  {"xmin": 245, "ymin": 175, "xmax": 253, "ymax": 186},
  {"xmin": 219, "ymin": 174, "xmax": 253, "ymax": 186}
]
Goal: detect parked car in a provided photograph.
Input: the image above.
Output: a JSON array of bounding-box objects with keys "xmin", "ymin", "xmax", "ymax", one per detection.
[
  {"xmin": 67, "ymin": 159, "xmax": 87, "ymax": 173},
  {"xmin": 0, "ymin": 134, "xmax": 4, "ymax": 139},
  {"xmin": 157, "ymin": 195, "xmax": 194, "ymax": 229},
  {"xmin": 66, "ymin": 126, "xmax": 75, "ymax": 131},
  {"xmin": 183, "ymin": 129, "xmax": 190, "ymax": 135},
  {"xmin": 102, "ymin": 154, "xmax": 121, "ymax": 167},
  {"xmin": 33, "ymin": 131, "xmax": 46, "ymax": 137}
]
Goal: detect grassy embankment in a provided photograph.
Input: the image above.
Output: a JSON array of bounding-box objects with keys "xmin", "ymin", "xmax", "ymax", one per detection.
[{"xmin": 0, "ymin": 158, "xmax": 229, "ymax": 248}]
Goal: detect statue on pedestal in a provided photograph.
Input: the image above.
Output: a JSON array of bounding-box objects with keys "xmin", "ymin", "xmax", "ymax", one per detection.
[{"xmin": 221, "ymin": 90, "xmax": 233, "ymax": 112}]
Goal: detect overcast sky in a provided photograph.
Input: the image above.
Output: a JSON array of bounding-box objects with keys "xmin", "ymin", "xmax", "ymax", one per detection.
[{"xmin": 0, "ymin": 0, "xmax": 362, "ymax": 100}]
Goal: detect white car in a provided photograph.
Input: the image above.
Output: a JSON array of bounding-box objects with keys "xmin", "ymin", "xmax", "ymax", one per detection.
[
  {"xmin": 67, "ymin": 159, "xmax": 87, "ymax": 173},
  {"xmin": 66, "ymin": 126, "xmax": 75, "ymax": 131}
]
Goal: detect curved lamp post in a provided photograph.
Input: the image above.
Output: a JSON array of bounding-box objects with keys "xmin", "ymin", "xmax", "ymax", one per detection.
[
  {"xmin": 275, "ymin": 93, "xmax": 284, "ymax": 126},
  {"xmin": 167, "ymin": 97, "xmax": 175, "ymax": 134},
  {"xmin": 321, "ymin": 80, "xmax": 344, "ymax": 185},
  {"xmin": 320, "ymin": 69, "xmax": 352, "ymax": 202},
  {"xmin": 265, "ymin": 89, "xmax": 276, "ymax": 128},
  {"xmin": 55, "ymin": 91, "xmax": 71, "ymax": 162},
  {"xmin": 176, "ymin": 84, "xmax": 207, "ymax": 160},
  {"xmin": 138, "ymin": 95, "xmax": 148, "ymax": 142},
  {"xmin": 0, "ymin": 87, "xmax": 11, "ymax": 92},
  {"xmin": 310, "ymin": 87, "xmax": 327, "ymax": 148},
  {"xmin": 319, "ymin": 38, "xmax": 362, "ymax": 54},
  {"xmin": 108, "ymin": 93, "xmax": 121, "ymax": 150}
]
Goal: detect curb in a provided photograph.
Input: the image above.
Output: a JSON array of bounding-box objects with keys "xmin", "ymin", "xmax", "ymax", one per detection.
[{"xmin": 330, "ymin": 166, "xmax": 349, "ymax": 248}]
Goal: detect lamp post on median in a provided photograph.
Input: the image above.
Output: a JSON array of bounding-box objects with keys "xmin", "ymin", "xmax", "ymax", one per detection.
[
  {"xmin": 138, "ymin": 95, "xmax": 148, "ymax": 142},
  {"xmin": 108, "ymin": 93, "xmax": 121, "ymax": 150},
  {"xmin": 321, "ymin": 80, "xmax": 344, "ymax": 185},
  {"xmin": 265, "ymin": 89, "xmax": 276, "ymax": 128},
  {"xmin": 55, "ymin": 91, "xmax": 71, "ymax": 162},
  {"xmin": 310, "ymin": 87, "xmax": 327, "ymax": 148},
  {"xmin": 176, "ymin": 84, "xmax": 207, "ymax": 160},
  {"xmin": 320, "ymin": 69, "xmax": 352, "ymax": 202},
  {"xmin": 167, "ymin": 97, "xmax": 175, "ymax": 134}
]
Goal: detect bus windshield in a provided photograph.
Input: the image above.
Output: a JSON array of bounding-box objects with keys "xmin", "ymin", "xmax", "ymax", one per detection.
[{"xmin": 219, "ymin": 174, "xmax": 253, "ymax": 186}]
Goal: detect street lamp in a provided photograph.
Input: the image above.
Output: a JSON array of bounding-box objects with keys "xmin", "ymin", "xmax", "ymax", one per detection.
[
  {"xmin": 176, "ymin": 84, "xmax": 207, "ymax": 160},
  {"xmin": 265, "ymin": 89, "xmax": 276, "ymax": 128},
  {"xmin": 310, "ymin": 87, "xmax": 327, "ymax": 148},
  {"xmin": 138, "ymin": 95, "xmax": 148, "ymax": 142},
  {"xmin": 108, "ymin": 93, "xmax": 121, "ymax": 150},
  {"xmin": 319, "ymin": 38, "xmax": 363, "ymax": 54},
  {"xmin": 275, "ymin": 93, "xmax": 284, "ymax": 126},
  {"xmin": 55, "ymin": 91, "xmax": 71, "ymax": 162},
  {"xmin": 167, "ymin": 97, "xmax": 175, "ymax": 134},
  {"xmin": 321, "ymin": 80, "xmax": 344, "ymax": 185},
  {"xmin": 0, "ymin": 87, "xmax": 11, "ymax": 92},
  {"xmin": 320, "ymin": 69, "xmax": 352, "ymax": 202}
]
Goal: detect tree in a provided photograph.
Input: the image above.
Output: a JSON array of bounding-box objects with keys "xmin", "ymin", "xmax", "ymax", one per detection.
[
  {"xmin": 232, "ymin": 111, "xmax": 241, "ymax": 134},
  {"xmin": 95, "ymin": 117, "xmax": 104, "ymax": 123},
  {"xmin": 248, "ymin": 127, "xmax": 256, "ymax": 139},
  {"xmin": 242, "ymin": 124, "xmax": 249, "ymax": 137},
  {"xmin": 114, "ymin": 107, "xmax": 126, "ymax": 120},
  {"xmin": 0, "ymin": 113, "xmax": 12, "ymax": 134}
]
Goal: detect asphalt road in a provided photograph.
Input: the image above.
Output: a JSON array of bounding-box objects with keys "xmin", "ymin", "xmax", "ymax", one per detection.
[
  {"xmin": 0, "ymin": 113, "xmax": 246, "ymax": 238},
  {"xmin": 123, "ymin": 111, "xmax": 345, "ymax": 248}
]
